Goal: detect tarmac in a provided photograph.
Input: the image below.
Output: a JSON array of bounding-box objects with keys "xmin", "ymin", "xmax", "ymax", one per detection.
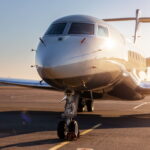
[{"xmin": 0, "ymin": 86, "xmax": 150, "ymax": 150}]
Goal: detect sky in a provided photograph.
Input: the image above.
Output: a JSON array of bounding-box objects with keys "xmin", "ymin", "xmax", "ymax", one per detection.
[{"xmin": 0, "ymin": 0, "xmax": 150, "ymax": 79}]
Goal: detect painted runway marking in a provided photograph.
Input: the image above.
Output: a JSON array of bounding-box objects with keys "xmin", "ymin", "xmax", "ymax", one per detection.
[
  {"xmin": 133, "ymin": 102, "xmax": 150, "ymax": 110},
  {"xmin": 77, "ymin": 148, "xmax": 94, "ymax": 150},
  {"xmin": 49, "ymin": 123, "xmax": 101, "ymax": 150},
  {"xmin": 80, "ymin": 123, "xmax": 101, "ymax": 136},
  {"xmin": 49, "ymin": 141, "xmax": 70, "ymax": 150}
]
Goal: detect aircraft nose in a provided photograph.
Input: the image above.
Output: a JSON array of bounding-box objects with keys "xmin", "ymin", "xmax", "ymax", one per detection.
[
  {"xmin": 39, "ymin": 58, "xmax": 72, "ymax": 80},
  {"xmin": 36, "ymin": 35, "xmax": 89, "ymax": 79},
  {"xmin": 44, "ymin": 50, "xmax": 68, "ymax": 68}
]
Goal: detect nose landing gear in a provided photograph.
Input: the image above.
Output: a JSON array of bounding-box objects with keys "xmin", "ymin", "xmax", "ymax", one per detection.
[{"xmin": 57, "ymin": 90, "xmax": 80, "ymax": 140}]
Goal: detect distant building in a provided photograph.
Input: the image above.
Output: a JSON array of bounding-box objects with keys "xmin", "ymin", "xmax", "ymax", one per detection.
[
  {"xmin": 146, "ymin": 57, "xmax": 150, "ymax": 67},
  {"xmin": 146, "ymin": 57, "xmax": 150, "ymax": 81}
]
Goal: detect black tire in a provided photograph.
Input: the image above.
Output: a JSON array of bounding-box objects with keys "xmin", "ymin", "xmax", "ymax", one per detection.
[
  {"xmin": 86, "ymin": 99, "xmax": 94, "ymax": 112},
  {"xmin": 57, "ymin": 121, "xmax": 67, "ymax": 139},
  {"xmin": 78, "ymin": 105, "xmax": 86, "ymax": 112},
  {"xmin": 67, "ymin": 120, "xmax": 79, "ymax": 140}
]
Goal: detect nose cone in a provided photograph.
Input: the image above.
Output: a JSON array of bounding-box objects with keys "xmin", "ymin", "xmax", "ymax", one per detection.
[
  {"xmin": 35, "ymin": 42, "xmax": 77, "ymax": 80},
  {"xmin": 35, "ymin": 35, "xmax": 96, "ymax": 80},
  {"xmin": 36, "ymin": 37, "xmax": 80, "ymax": 68}
]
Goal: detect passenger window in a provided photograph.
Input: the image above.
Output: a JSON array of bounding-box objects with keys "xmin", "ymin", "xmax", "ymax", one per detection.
[
  {"xmin": 45, "ymin": 23, "xmax": 66, "ymax": 35},
  {"xmin": 98, "ymin": 25, "xmax": 108, "ymax": 37}
]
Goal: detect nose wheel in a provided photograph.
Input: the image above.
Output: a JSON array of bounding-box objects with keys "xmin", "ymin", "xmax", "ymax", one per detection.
[
  {"xmin": 57, "ymin": 119, "xmax": 79, "ymax": 140},
  {"xmin": 57, "ymin": 90, "xmax": 80, "ymax": 140},
  {"xmin": 57, "ymin": 120, "xmax": 79, "ymax": 140},
  {"xmin": 57, "ymin": 120, "xmax": 67, "ymax": 139}
]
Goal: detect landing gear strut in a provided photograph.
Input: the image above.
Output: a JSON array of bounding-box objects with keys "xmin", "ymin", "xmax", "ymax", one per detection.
[{"xmin": 57, "ymin": 90, "xmax": 79, "ymax": 140}]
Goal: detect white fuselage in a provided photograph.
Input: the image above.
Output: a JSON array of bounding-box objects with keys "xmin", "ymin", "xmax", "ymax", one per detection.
[{"xmin": 35, "ymin": 15, "xmax": 145, "ymax": 92}]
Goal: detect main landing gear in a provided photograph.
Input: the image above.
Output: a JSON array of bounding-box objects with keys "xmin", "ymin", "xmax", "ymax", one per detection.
[
  {"xmin": 78, "ymin": 98, "xmax": 94, "ymax": 112},
  {"xmin": 57, "ymin": 90, "xmax": 80, "ymax": 140}
]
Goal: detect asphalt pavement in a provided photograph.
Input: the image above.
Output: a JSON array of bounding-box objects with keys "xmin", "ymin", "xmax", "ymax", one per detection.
[{"xmin": 0, "ymin": 87, "xmax": 150, "ymax": 150}]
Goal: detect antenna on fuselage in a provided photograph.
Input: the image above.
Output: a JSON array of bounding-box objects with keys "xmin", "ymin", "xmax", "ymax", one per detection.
[{"xmin": 133, "ymin": 9, "xmax": 141, "ymax": 44}]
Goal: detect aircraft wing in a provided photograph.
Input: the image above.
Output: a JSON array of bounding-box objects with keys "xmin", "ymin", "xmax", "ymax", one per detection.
[
  {"xmin": 103, "ymin": 9, "xmax": 150, "ymax": 43},
  {"xmin": 137, "ymin": 81, "xmax": 150, "ymax": 95},
  {"xmin": 103, "ymin": 17, "xmax": 150, "ymax": 23},
  {"xmin": 0, "ymin": 78, "xmax": 58, "ymax": 90}
]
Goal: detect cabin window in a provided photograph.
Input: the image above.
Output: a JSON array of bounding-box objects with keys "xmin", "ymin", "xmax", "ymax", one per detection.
[
  {"xmin": 45, "ymin": 23, "xmax": 66, "ymax": 35},
  {"xmin": 97, "ymin": 25, "xmax": 108, "ymax": 37},
  {"xmin": 68, "ymin": 23, "xmax": 94, "ymax": 35}
]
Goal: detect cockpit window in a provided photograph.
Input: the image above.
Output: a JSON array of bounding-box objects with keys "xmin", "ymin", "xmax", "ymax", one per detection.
[
  {"xmin": 68, "ymin": 23, "xmax": 94, "ymax": 35},
  {"xmin": 98, "ymin": 25, "xmax": 108, "ymax": 37},
  {"xmin": 45, "ymin": 23, "xmax": 66, "ymax": 35}
]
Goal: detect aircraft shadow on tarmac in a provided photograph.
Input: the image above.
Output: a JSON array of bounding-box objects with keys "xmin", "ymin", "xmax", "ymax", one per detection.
[{"xmin": 0, "ymin": 111, "xmax": 150, "ymax": 148}]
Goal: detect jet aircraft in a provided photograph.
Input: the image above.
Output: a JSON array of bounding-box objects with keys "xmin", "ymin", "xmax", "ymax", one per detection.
[{"xmin": 1, "ymin": 9, "xmax": 150, "ymax": 140}]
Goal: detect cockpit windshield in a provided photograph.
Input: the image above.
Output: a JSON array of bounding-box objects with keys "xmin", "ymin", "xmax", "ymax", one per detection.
[
  {"xmin": 45, "ymin": 23, "xmax": 66, "ymax": 35},
  {"xmin": 68, "ymin": 23, "xmax": 94, "ymax": 35}
]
